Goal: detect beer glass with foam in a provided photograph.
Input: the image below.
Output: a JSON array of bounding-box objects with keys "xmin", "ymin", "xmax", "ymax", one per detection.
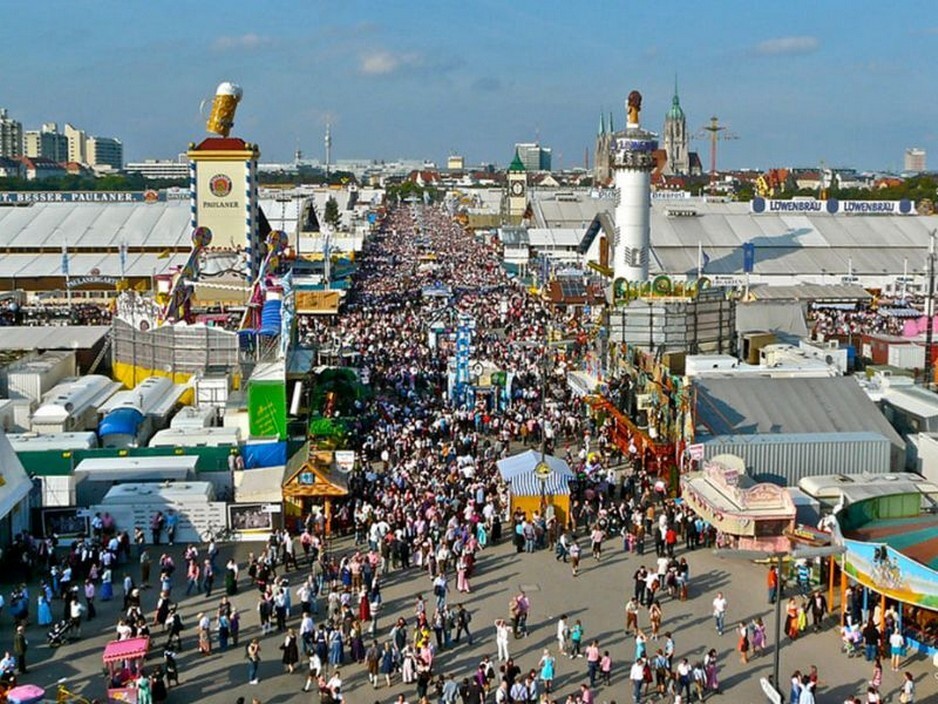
[{"xmin": 204, "ymin": 82, "xmax": 242, "ymax": 137}]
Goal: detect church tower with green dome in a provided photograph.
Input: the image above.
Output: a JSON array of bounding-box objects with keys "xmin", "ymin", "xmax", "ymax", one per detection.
[
  {"xmin": 662, "ymin": 77, "xmax": 689, "ymax": 175},
  {"xmin": 506, "ymin": 149, "xmax": 527, "ymax": 224}
]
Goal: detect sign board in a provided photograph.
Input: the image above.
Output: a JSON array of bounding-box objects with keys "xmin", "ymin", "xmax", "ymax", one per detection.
[
  {"xmin": 334, "ymin": 450, "xmax": 355, "ymax": 474},
  {"xmin": 652, "ymin": 190, "xmax": 692, "ymax": 200},
  {"xmin": 687, "ymin": 443, "xmax": 705, "ymax": 461},
  {"xmin": 0, "ymin": 190, "xmax": 165, "ymax": 204},
  {"xmin": 533, "ymin": 461, "xmax": 552, "ymax": 480},
  {"xmin": 67, "ymin": 275, "xmax": 120, "ymax": 289},
  {"xmin": 710, "ymin": 275, "xmax": 744, "ymax": 288},
  {"xmin": 262, "ymin": 504, "xmax": 282, "ymax": 514},
  {"xmin": 751, "ymin": 197, "xmax": 915, "ymax": 216},
  {"xmin": 76, "ymin": 509, "xmax": 93, "ymax": 519},
  {"xmin": 760, "ymin": 678, "xmax": 782, "ymax": 704}
]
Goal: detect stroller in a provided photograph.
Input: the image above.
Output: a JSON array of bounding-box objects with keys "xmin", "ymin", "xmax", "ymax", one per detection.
[
  {"xmin": 47, "ymin": 619, "xmax": 73, "ymax": 647},
  {"xmin": 840, "ymin": 623, "xmax": 862, "ymax": 657}
]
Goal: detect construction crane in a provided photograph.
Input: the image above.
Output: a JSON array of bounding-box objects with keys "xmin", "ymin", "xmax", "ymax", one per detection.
[{"xmin": 695, "ymin": 116, "xmax": 738, "ymax": 194}]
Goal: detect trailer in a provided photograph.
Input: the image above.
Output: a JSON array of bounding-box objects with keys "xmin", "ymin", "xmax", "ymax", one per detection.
[
  {"xmin": 149, "ymin": 426, "xmax": 241, "ymax": 448},
  {"xmin": 170, "ymin": 404, "xmax": 217, "ymax": 430},
  {"xmin": 30, "ymin": 375, "xmax": 122, "ymax": 434},
  {"xmin": 3, "ymin": 350, "xmax": 76, "ymax": 403},
  {"xmin": 97, "ymin": 376, "xmax": 187, "ymax": 448}
]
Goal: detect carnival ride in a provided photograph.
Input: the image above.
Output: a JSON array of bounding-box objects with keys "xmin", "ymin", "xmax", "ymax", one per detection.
[
  {"xmin": 236, "ymin": 230, "xmax": 293, "ymax": 359},
  {"xmin": 155, "ymin": 226, "xmax": 213, "ymax": 325}
]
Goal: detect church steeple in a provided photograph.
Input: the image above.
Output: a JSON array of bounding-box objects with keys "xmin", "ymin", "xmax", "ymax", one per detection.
[
  {"xmin": 599, "ymin": 111, "xmax": 605, "ymax": 136},
  {"xmin": 667, "ymin": 75, "xmax": 684, "ymax": 120},
  {"xmin": 609, "ymin": 111, "xmax": 614, "ymax": 133},
  {"xmin": 663, "ymin": 73, "xmax": 689, "ymax": 175}
]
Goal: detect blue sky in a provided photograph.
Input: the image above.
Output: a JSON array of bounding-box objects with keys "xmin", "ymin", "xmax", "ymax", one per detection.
[{"xmin": 2, "ymin": 1, "xmax": 937, "ymax": 172}]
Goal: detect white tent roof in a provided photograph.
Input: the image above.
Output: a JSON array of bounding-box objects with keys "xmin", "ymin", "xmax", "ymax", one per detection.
[
  {"xmin": 0, "ymin": 432, "xmax": 34, "ymax": 521},
  {"xmin": 233, "ymin": 466, "xmax": 286, "ymax": 503}
]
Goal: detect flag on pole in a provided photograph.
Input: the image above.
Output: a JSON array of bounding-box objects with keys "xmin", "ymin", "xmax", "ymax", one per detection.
[
  {"xmin": 61, "ymin": 240, "xmax": 69, "ymax": 277},
  {"xmin": 696, "ymin": 242, "xmax": 710, "ymax": 277},
  {"xmin": 119, "ymin": 240, "xmax": 128, "ymax": 278}
]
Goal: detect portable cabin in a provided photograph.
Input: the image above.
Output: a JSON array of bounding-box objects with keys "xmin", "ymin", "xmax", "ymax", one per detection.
[
  {"xmin": 91, "ymin": 481, "xmax": 224, "ymax": 545},
  {"xmin": 74, "ymin": 455, "xmax": 199, "ymax": 506},
  {"xmin": 3, "ymin": 350, "xmax": 76, "ymax": 403},
  {"xmin": 30, "ymin": 375, "xmax": 122, "ymax": 434}
]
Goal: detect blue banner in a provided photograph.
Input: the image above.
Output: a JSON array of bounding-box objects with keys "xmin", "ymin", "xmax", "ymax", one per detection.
[{"xmin": 742, "ymin": 242, "xmax": 755, "ymax": 274}]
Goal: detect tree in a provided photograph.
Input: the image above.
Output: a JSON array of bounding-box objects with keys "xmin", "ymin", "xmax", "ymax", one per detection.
[{"xmin": 323, "ymin": 196, "xmax": 341, "ymax": 230}]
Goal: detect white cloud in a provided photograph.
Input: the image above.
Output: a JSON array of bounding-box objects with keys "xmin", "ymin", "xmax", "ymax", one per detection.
[
  {"xmin": 212, "ymin": 33, "xmax": 272, "ymax": 52},
  {"xmin": 755, "ymin": 36, "xmax": 819, "ymax": 56},
  {"xmin": 359, "ymin": 50, "xmax": 421, "ymax": 76}
]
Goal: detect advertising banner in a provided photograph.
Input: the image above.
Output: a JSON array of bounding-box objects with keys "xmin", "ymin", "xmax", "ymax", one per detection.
[{"xmin": 842, "ymin": 537, "xmax": 938, "ymax": 609}]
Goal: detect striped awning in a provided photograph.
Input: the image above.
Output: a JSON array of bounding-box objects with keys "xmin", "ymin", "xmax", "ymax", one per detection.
[{"xmin": 509, "ymin": 471, "xmax": 572, "ymax": 497}]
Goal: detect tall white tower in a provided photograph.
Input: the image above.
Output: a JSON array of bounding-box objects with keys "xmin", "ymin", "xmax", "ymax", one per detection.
[
  {"xmin": 612, "ymin": 90, "xmax": 658, "ymax": 282},
  {"xmin": 324, "ymin": 122, "xmax": 332, "ymax": 176}
]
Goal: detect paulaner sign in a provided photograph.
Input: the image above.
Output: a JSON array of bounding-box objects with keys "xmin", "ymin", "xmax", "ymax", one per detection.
[
  {"xmin": 751, "ymin": 197, "xmax": 915, "ymax": 215},
  {"xmin": 0, "ymin": 190, "xmax": 165, "ymax": 204}
]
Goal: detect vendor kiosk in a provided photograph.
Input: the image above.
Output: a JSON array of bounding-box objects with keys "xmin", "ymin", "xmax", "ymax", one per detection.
[{"xmin": 103, "ymin": 636, "xmax": 149, "ymax": 703}]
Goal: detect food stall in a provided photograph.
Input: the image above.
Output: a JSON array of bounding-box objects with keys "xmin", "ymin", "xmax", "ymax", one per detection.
[{"xmin": 103, "ymin": 636, "xmax": 149, "ymax": 703}]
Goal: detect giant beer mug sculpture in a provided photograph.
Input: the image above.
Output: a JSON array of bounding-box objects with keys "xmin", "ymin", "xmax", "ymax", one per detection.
[{"xmin": 203, "ymin": 82, "xmax": 242, "ymax": 137}]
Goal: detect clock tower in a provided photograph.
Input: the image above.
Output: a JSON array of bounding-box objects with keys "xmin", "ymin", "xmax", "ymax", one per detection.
[{"xmin": 506, "ymin": 149, "xmax": 527, "ymax": 225}]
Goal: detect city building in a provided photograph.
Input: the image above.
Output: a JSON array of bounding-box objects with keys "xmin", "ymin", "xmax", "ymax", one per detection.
[
  {"xmin": 125, "ymin": 158, "xmax": 189, "ymax": 180},
  {"xmin": 18, "ymin": 156, "xmax": 66, "ymax": 181},
  {"xmin": 662, "ymin": 79, "xmax": 690, "ymax": 175},
  {"xmin": 593, "ymin": 112, "xmax": 614, "ymax": 184},
  {"xmin": 0, "ymin": 108, "xmax": 23, "ymax": 158},
  {"xmin": 0, "ymin": 157, "xmax": 24, "ymax": 179},
  {"xmin": 904, "ymin": 147, "xmax": 926, "ymax": 173},
  {"xmin": 24, "ymin": 122, "xmax": 69, "ymax": 162},
  {"xmin": 86, "ymin": 135, "xmax": 123, "ymax": 169},
  {"xmin": 446, "ymin": 154, "xmax": 465, "ymax": 170},
  {"xmin": 513, "ymin": 142, "xmax": 551, "ymax": 172},
  {"xmin": 64, "ymin": 123, "xmax": 87, "ymax": 164}
]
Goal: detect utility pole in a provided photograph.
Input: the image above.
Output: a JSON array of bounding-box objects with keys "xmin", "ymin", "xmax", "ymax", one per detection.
[{"xmin": 925, "ymin": 229, "xmax": 937, "ymax": 389}]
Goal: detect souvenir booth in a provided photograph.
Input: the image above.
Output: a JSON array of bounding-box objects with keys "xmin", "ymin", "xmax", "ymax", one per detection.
[
  {"xmin": 282, "ymin": 443, "xmax": 349, "ymax": 534},
  {"xmin": 680, "ymin": 455, "xmax": 796, "ymax": 551},
  {"xmin": 103, "ymin": 636, "xmax": 149, "ymax": 703},
  {"xmin": 497, "ymin": 450, "xmax": 575, "ymax": 527}
]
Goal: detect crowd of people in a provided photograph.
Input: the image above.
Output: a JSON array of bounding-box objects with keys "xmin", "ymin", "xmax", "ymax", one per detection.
[{"xmin": 1, "ymin": 204, "xmax": 923, "ymax": 704}]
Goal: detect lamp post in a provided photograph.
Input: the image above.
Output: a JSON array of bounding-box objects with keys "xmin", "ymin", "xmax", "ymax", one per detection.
[{"xmin": 713, "ymin": 544, "xmax": 846, "ymax": 702}]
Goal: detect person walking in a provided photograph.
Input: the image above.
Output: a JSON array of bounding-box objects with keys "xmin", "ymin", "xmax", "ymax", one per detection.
[
  {"xmin": 899, "ymin": 670, "xmax": 915, "ymax": 703},
  {"xmin": 767, "ymin": 565, "xmax": 779, "ymax": 604},
  {"xmin": 586, "ymin": 639, "xmax": 601, "ymax": 687},
  {"xmin": 712, "ymin": 592, "xmax": 727, "ymax": 636},
  {"xmin": 455, "ymin": 604, "xmax": 473, "ymax": 645},
  {"xmin": 570, "ymin": 619, "xmax": 584, "ymax": 658},
  {"xmin": 630, "ymin": 657, "xmax": 646, "ymax": 703},
  {"xmin": 737, "ymin": 622, "xmax": 750, "ymax": 664},
  {"xmin": 246, "ymin": 638, "xmax": 262, "ymax": 684},
  {"xmin": 569, "ymin": 541, "xmax": 581, "ymax": 577},
  {"xmin": 889, "ymin": 627, "xmax": 904, "ymax": 671},
  {"xmin": 862, "ymin": 619, "xmax": 880, "ymax": 662},
  {"xmin": 648, "ymin": 600, "xmax": 662, "ymax": 640},
  {"xmin": 556, "ymin": 614, "xmax": 569, "ymax": 655},
  {"xmin": 12, "ymin": 625, "xmax": 27, "ymax": 674},
  {"xmin": 495, "ymin": 618, "xmax": 510, "ymax": 662},
  {"xmin": 280, "ymin": 628, "xmax": 299, "ymax": 674},
  {"xmin": 626, "ymin": 596, "xmax": 640, "ymax": 635},
  {"xmin": 538, "ymin": 648, "xmax": 556, "ymax": 694}
]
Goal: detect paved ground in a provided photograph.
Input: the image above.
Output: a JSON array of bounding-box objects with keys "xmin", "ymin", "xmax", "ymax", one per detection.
[{"xmin": 7, "ymin": 536, "xmax": 937, "ymax": 704}]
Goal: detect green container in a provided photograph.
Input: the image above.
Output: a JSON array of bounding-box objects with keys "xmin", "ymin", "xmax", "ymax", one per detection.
[{"xmin": 248, "ymin": 380, "xmax": 287, "ymax": 440}]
